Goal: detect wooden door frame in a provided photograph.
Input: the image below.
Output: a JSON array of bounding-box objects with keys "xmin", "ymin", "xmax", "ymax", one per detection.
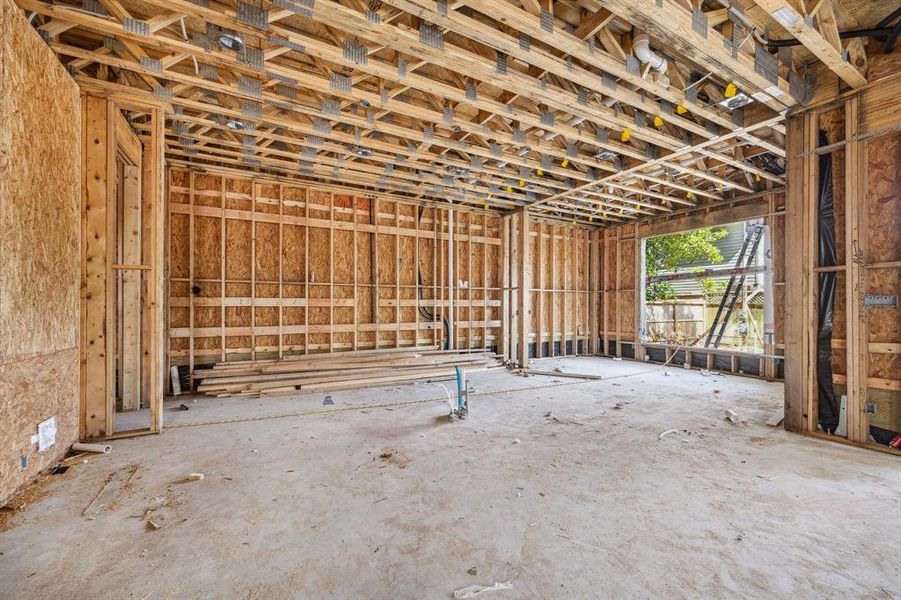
[{"xmin": 80, "ymin": 89, "xmax": 165, "ymax": 439}]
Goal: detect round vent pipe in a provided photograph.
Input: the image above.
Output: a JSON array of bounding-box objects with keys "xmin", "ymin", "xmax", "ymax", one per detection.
[{"xmin": 633, "ymin": 34, "xmax": 667, "ymax": 75}]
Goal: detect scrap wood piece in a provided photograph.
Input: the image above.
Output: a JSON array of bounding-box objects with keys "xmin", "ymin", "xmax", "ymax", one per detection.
[
  {"xmin": 82, "ymin": 464, "xmax": 139, "ymax": 517},
  {"xmin": 725, "ymin": 409, "xmax": 746, "ymax": 424},
  {"xmin": 525, "ymin": 369, "xmax": 603, "ymax": 380},
  {"xmin": 765, "ymin": 412, "xmax": 785, "ymax": 427},
  {"xmin": 453, "ymin": 581, "xmax": 513, "ymax": 599},
  {"xmin": 195, "ymin": 349, "xmax": 501, "ymax": 399}
]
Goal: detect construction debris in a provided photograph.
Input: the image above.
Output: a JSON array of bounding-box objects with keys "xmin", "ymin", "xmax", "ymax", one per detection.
[
  {"xmin": 658, "ymin": 428, "xmax": 680, "ymax": 440},
  {"xmin": 765, "ymin": 412, "xmax": 785, "ymax": 427},
  {"xmin": 725, "ymin": 409, "xmax": 746, "ymax": 424},
  {"xmin": 453, "ymin": 581, "xmax": 513, "ymax": 599},
  {"xmin": 193, "ymin": 348, "xmax": 502, "ymax": 399},
  {"xmin": 525, "ymin": 369, "xmax": 603, "ymax": 380},
  {"xmin": 71, "ymin": 442, "xmax": 111, "ymax": 454}
]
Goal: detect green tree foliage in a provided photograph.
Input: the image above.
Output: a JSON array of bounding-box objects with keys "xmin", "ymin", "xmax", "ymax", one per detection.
[
  {"xmin": 698, "ymin": 277, "xmax": 729, "ymax": 303},
  {"xmin": 645, "ymin": 227, "xmax": 727, "ymax": 301}
]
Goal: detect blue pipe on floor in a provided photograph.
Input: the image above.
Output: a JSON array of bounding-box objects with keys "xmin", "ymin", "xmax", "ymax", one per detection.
[{"xmin": 454, "ymin": 366, "xmax": 464, "ymax": 413}]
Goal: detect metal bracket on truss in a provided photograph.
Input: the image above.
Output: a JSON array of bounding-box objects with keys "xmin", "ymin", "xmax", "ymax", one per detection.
[
  {"xmin": 275, "ymin": 83, "xmax": 296, "ymax": 99},
  {"xmin": 152, "ymin": 85, "xmax": 173, "ymax": 100},
  {"xmin": 539, "ymin": 107, "xmax": 555, "ymax": 127},
  {"xmin": 273, "ymin": 0, "xmax": 313, "ymax": 19},
  {"xmin": 343, "ymin": 39, "xmax": 368, "ymax": 65},
  {"xmin": 626, "ymin": 55, "xmax": 640, "ymax": 77},
  {"xmin": 237, "ymin": 1, "xmax": 268, "ymax": 30},
  {"xmin": 602, "ymin": 72, "xmax": 617, "ymax": 90},
  {"xmin": 240, "ymin": 101, "xmax": 262, "ymax": 119},
  {"xmin": 239, "ymin": 76, "xmax": 262, "ymax": 97},
  {"xmin": 239, "ymin": 47, "xmax": 264, "ymax": 68},
  {"xmin": 420, "ymin": 23, "xmax": 444, "ymax": 49},
  {"xmin": 123, "ymin": 17, "xmax": 149, "ymax": 36},
  {"xmin": 496, "ymin": 51, "xmax": 507, "ymax": 75},
  {"xmin": 519, "ymin": 32, "xmax": 530, "ymax": 52},
  {"xmin": 320, "ymin": 98, "xmax": 340, "ymax": 115},
  {"xmin": 691, "ymin": 8, "xmax": 708, "ymax": 37},
  {"xmin": 539, "ymin": 9, "xmax": 554, "ymax": 34},
  {"xmin": 140, "ymin": 57, "xmax": 162, "ymax": 73},
  {"xmin": 330, "ymin": 73, "xmax": 352, "ymax": 93},
  {"xmin": 313, "ymin": 118, "xmax": 332, "ymax": 135},
  {"xmin": 82, "ymin": 0, "xmax": 107, "ymax": 16},
  {"xmin": 754, "ymin": 44, "xmax": 779, "ymax": 85}
]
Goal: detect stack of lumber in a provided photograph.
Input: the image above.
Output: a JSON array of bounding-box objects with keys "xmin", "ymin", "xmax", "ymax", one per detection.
[{"xmin": 194, "ymin": 348, "xmax": 502, "ymax": 399}]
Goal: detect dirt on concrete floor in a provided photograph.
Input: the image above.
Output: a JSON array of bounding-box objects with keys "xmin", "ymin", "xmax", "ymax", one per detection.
[{"xmin": 0, "ymin": 357, "xmax": 898, "ymax": 598}]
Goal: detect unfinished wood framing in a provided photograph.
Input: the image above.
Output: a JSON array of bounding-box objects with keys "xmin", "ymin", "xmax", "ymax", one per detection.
[
  {"xmin": 18, "ymin": 0, "xmax": 809, "ymax": 226},
  {"xmin": 167, "ymin": 166, "xmax": 506, "ymax": 374},
  {"xmin": 596, "ymin": 192, "xmax": 787, "ymax": 380},
  {"xmin": 80, "ymin": 88, "xmax": 165, "ymax": 439},
  {"xmin": 784, "ymin": 69, "xmax": 901, "ymax": 453},
  {"xmin": 3, "ymin": 0, "xmax": 899, "ymax": 513}
]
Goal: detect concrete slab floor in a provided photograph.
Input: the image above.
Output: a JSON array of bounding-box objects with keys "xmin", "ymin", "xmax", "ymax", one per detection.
[{"xmin": 1, "ymin": 357, "xmax": 899, "ymax": 598}]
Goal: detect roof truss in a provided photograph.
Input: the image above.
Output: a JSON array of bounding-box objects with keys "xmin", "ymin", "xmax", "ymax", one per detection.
[{"xmin": 18, "ymin": 0, "xmax": 806, "ymax": 226}]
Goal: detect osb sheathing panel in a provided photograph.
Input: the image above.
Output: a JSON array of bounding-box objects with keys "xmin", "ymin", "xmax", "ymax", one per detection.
[
  {"xmin": 864, "ymin": 129, "xmax": 900, "ymax": 426},
  {"xmin": 867, "ymin": 133, "xmax": 901, "ymax": 264},
  {"xmin": 0, "ymin": 349, "xmax": 80, "ymax": 505},
  {"xmin": 0, "ymin": 0, "xmax": 80, "ymax": 504}
]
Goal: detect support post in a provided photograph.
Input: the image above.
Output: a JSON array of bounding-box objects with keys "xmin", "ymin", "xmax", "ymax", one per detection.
[
  {"xmin": 517, "ymin": 208, "xmax": 531, "ymax": 367},
  {"xmin": 447, "ymin": 208, "xmax": 455, "ymax": 349},
  {"xmin": 844, "ymin": 95, "xmax": 868, "ymax": 444}
]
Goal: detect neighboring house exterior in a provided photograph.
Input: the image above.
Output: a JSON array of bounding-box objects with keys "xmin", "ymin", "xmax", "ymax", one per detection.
[
  {"xmin": 657, "ymin": 220, "xmax": 764, "ymax": 301},
  {"xmin": 645, "ymin": 220, "xmax": 766, "ymax": 351}
]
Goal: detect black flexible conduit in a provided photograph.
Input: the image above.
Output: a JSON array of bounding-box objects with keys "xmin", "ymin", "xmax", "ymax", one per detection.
[
  {"xmin": 764, "ymin": 8, "xmax": 901, "ymax": 54},
  {"xmin": 417, "ymin": 205, "xmax": 450, "ymax": 349}
]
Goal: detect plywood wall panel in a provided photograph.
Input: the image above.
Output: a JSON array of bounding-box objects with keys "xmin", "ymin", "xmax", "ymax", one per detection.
[
  {"xmin": 867, "ymin": 133, "xmax": 901, "ymax": 264},
  {"xmin": 0, "ymin": 0, "xmax": 80, "ymax": 503}
]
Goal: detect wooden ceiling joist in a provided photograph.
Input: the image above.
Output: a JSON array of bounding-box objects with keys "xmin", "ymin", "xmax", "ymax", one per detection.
[
  {"xmin": 751, "ymin": 0, "xmax": 868, "ymax": 88},
  {"xmin": 17, "ymin": 0, "xmax": 799, "ymax": 224}
]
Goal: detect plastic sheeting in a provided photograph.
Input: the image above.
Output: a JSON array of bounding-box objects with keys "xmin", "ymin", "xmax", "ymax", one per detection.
[{"xmin": 816, "ymin": 131, "xmax": 839, "ymax": 433}]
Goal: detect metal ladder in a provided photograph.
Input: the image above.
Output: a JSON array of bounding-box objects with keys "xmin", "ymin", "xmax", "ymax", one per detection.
[{"xmin": 705, "ymin": 224, "xmax": 765, "ymax": 348}]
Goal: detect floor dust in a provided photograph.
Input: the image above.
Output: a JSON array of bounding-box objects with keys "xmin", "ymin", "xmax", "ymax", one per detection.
[{"xmin": 0, "ymin": 357, "xmax": 898, "ymax": 598}]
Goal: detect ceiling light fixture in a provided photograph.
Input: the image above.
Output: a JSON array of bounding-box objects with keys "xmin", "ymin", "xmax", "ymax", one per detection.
[{"xmin": 217, "ymin": 32, "xmax": 245, "ymax": 52}]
